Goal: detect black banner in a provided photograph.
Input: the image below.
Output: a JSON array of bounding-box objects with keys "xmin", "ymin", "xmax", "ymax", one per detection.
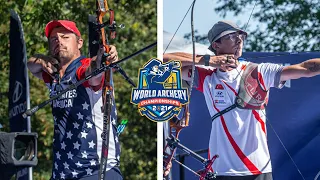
[
  {"xmin": 8, "ymin": 10, "xmax": 31, "ymax": 180},
  {"xmin": 8, "ymin": 10, "xmax": 29, "ymax": 132}
]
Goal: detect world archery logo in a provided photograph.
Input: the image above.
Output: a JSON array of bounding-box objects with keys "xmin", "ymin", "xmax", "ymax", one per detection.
[{"xmin": 131, "ymin": 58, "xmax": 189, "ymax": 122}]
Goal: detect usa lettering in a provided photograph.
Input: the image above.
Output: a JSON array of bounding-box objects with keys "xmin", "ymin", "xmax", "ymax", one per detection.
[{"xmin": 52, "ymin": 89, "xmax": 78, "ymax": 108}]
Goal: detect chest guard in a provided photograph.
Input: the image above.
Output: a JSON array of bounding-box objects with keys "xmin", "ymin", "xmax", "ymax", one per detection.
[
  {"xmin": 236, "ymin": 62, "xmax": 269, "ymax": 109},
  {"xmin": 211, "ymin": 62, "xmax": 269, "ymax": 121}
]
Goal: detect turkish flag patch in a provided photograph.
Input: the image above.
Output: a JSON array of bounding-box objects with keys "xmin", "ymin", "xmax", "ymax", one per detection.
[{"xmin": 215, "ymin": 84, "xmax": 224, "ymax": 89}]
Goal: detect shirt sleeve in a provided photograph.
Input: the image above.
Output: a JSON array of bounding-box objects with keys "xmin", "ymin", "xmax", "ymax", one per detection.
[
  {"xmin": 42, "ymin": 71, "xmax": 53, "ymax": 84},
  {"xmin": 257, "ymin": 63, "xmax": 285, "ymax": 90},
  {"xmin": 193, "ymin": 66, "xmax": 216, "ymax": 93},
  {"xmin": 76, "ymin": 58, "xmax": 105, "ymax": 91}
]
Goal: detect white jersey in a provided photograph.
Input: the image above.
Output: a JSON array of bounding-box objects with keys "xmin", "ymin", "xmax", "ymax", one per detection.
[{"xmin": 194, "ymin": 61, "xmax": 284, "ymax": 176}]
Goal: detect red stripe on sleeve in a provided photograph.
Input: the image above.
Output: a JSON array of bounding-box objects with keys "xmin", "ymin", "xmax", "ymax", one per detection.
[
  {"xmin": 196, "ymin": 67, "xmax": 216, "ymax": 93},
  {"xmin": 258, "ymin": 72, "xmax": 267, "ymax": 90},
  {"xmin": 76, "ymin": 58, "xmax": 105, "ymax": 91},
  {"xmin": 76, "ymin": 58, "xmax": 91, "ymax": 88},
  {"xmin": 42, "ymin": 71, "xmax": 52, "ymax": 83}
]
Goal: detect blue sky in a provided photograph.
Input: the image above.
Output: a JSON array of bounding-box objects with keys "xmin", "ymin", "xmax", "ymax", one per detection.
[{"xmin": 163, "ymin": 0, "xmax": 259, "ymax": 43}]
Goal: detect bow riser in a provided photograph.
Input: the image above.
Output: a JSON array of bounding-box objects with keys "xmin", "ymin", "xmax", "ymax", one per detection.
[{"xmin": 96, "ymin": 0, "xmax": 116, "ymax": 179}]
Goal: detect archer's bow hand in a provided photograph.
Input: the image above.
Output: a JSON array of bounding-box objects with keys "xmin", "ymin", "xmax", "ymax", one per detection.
[
  {"xmin": 170, "ymin": 117, "xmax": 188, "ymax": 130},
  {"xmin": 106, "ymin": 45, "xmax": 119, "ymax": 63},
  {"xmin": 163, "ymin": 161, "xmax": 172, "ymax": 177},
  {"xmin": 90, "ymin": 45, "xmax": 118, "ymax": 67},
  {"xmin": 85, "ymin": 47, "xmax": 107, "ymax": 86}
]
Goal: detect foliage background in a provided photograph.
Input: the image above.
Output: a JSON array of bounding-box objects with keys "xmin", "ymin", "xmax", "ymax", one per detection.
[
  {"xmin": 185, "ymin": 0, "xmax": 319, "ymax": 52},
  {"xmin": 0, "ymin": 0, "xmax": 157, "ymax": 179}
]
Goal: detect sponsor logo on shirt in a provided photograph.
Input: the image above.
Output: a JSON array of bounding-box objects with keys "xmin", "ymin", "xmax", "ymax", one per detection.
[{"xmin": 214, "ymin": 90, "xmax": 227, "ymax": 105}]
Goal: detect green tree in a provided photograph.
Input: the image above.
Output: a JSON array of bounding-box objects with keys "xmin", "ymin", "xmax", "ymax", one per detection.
[
  {"xmin": 185, "ymin": 0, "xmax": 319, "ymax": 52},
  {"xmin": 0, "ymin": 0, "xmax": 157, "ymax": 179}
]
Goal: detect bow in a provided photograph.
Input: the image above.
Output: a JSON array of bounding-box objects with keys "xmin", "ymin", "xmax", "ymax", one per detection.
[
  {"xmin": 95, "ymin": 0, "xmax": 117, "ymax": 179},
  {"xmin": 163, "ymin": 1, "xmax": 219, "ymax": 179}
]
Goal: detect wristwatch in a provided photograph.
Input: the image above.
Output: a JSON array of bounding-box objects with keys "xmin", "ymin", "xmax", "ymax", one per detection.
[{"xmin": 203, "ymin": 54, "xmax": 210, "ymax": 66}]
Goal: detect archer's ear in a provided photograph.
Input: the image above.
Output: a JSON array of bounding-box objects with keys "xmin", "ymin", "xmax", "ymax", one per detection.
[
  {"xmin": 77, "ymin": 38, "xmax": 84, "ymax": 50},
  {"xmin": 212, "ymin": 42, "xmax": 219, "ymax": 50}
]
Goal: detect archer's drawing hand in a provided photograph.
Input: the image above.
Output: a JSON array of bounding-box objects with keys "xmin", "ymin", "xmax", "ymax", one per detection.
[
  {"xmin": 35, "ymin": 54, "xmax": 60, "ymax": 77},
  {"xmin": 214, "ymin": 54, "xmax": 238, "ymax": 69},
  {"xmin": 201, "ymin": 55, "xmax": 238, "ymax": 69}
]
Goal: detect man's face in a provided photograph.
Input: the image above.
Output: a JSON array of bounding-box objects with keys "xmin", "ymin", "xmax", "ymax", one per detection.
[
  {"xmin": 49, "ymin": 27, "xmax": 83, "ymax": 62},
  {"xmin": 212, "ymin": 32, "xmax": 246, "ymax": 58}
]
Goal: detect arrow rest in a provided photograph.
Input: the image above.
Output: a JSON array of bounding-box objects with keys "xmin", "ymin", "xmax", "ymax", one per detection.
[{"xmin": 100, "ymin": 52, "xmax": 111, "ymax": 66}]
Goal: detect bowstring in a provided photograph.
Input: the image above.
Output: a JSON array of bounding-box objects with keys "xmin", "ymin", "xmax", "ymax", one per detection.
[{"xmin": 163, "ymin": 2, "xmax": 194, "ymax": 54}]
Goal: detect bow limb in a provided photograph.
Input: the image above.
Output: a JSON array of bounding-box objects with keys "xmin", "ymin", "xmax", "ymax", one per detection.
[
  {"xmin": 163, "ymin": 0, "xmax": 196, "ymax": 178},
  {"xmin": 190, "ymin": 1, "xmax": 218, "ymax": 179},
  {"xmin": 189, "ymin": 0, "xmax": 196, "ymax": 98}
]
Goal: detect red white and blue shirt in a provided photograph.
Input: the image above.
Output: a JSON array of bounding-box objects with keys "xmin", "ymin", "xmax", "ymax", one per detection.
[
  {"xmin": 42, "ymin": 56, "xmax": 120, "ymax": 179},
  {"xmin": 194, "ymin": 61, "xmax": 284, "ymax": 176}
]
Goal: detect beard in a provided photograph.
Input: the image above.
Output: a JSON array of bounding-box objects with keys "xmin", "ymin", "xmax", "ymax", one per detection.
[
  {"xmin": 56, "ymin": 50, "xmax": 73, "ymax": 61},
  {"xmin": 51, "ymin": 48, "xmax": 73, "ymax": 62}
]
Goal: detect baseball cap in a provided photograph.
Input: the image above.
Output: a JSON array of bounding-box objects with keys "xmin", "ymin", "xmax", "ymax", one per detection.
[
  {"xmin": 45, "ymin": 20, "xmax": 81, "ymax": 38},
  {"xmin": 207, "ymin": 20, "xmax": 247, "ymax": 52}
]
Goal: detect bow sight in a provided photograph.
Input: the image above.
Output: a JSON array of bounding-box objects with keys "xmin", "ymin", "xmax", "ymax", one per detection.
[{"xmin": 95, "ymin": 20, "xmax": 125, "ymax": 33}]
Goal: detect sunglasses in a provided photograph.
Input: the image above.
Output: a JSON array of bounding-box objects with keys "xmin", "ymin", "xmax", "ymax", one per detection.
[{"xmin": 222, "ymin": 32, "xmax": 246, "ymax": 42}]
